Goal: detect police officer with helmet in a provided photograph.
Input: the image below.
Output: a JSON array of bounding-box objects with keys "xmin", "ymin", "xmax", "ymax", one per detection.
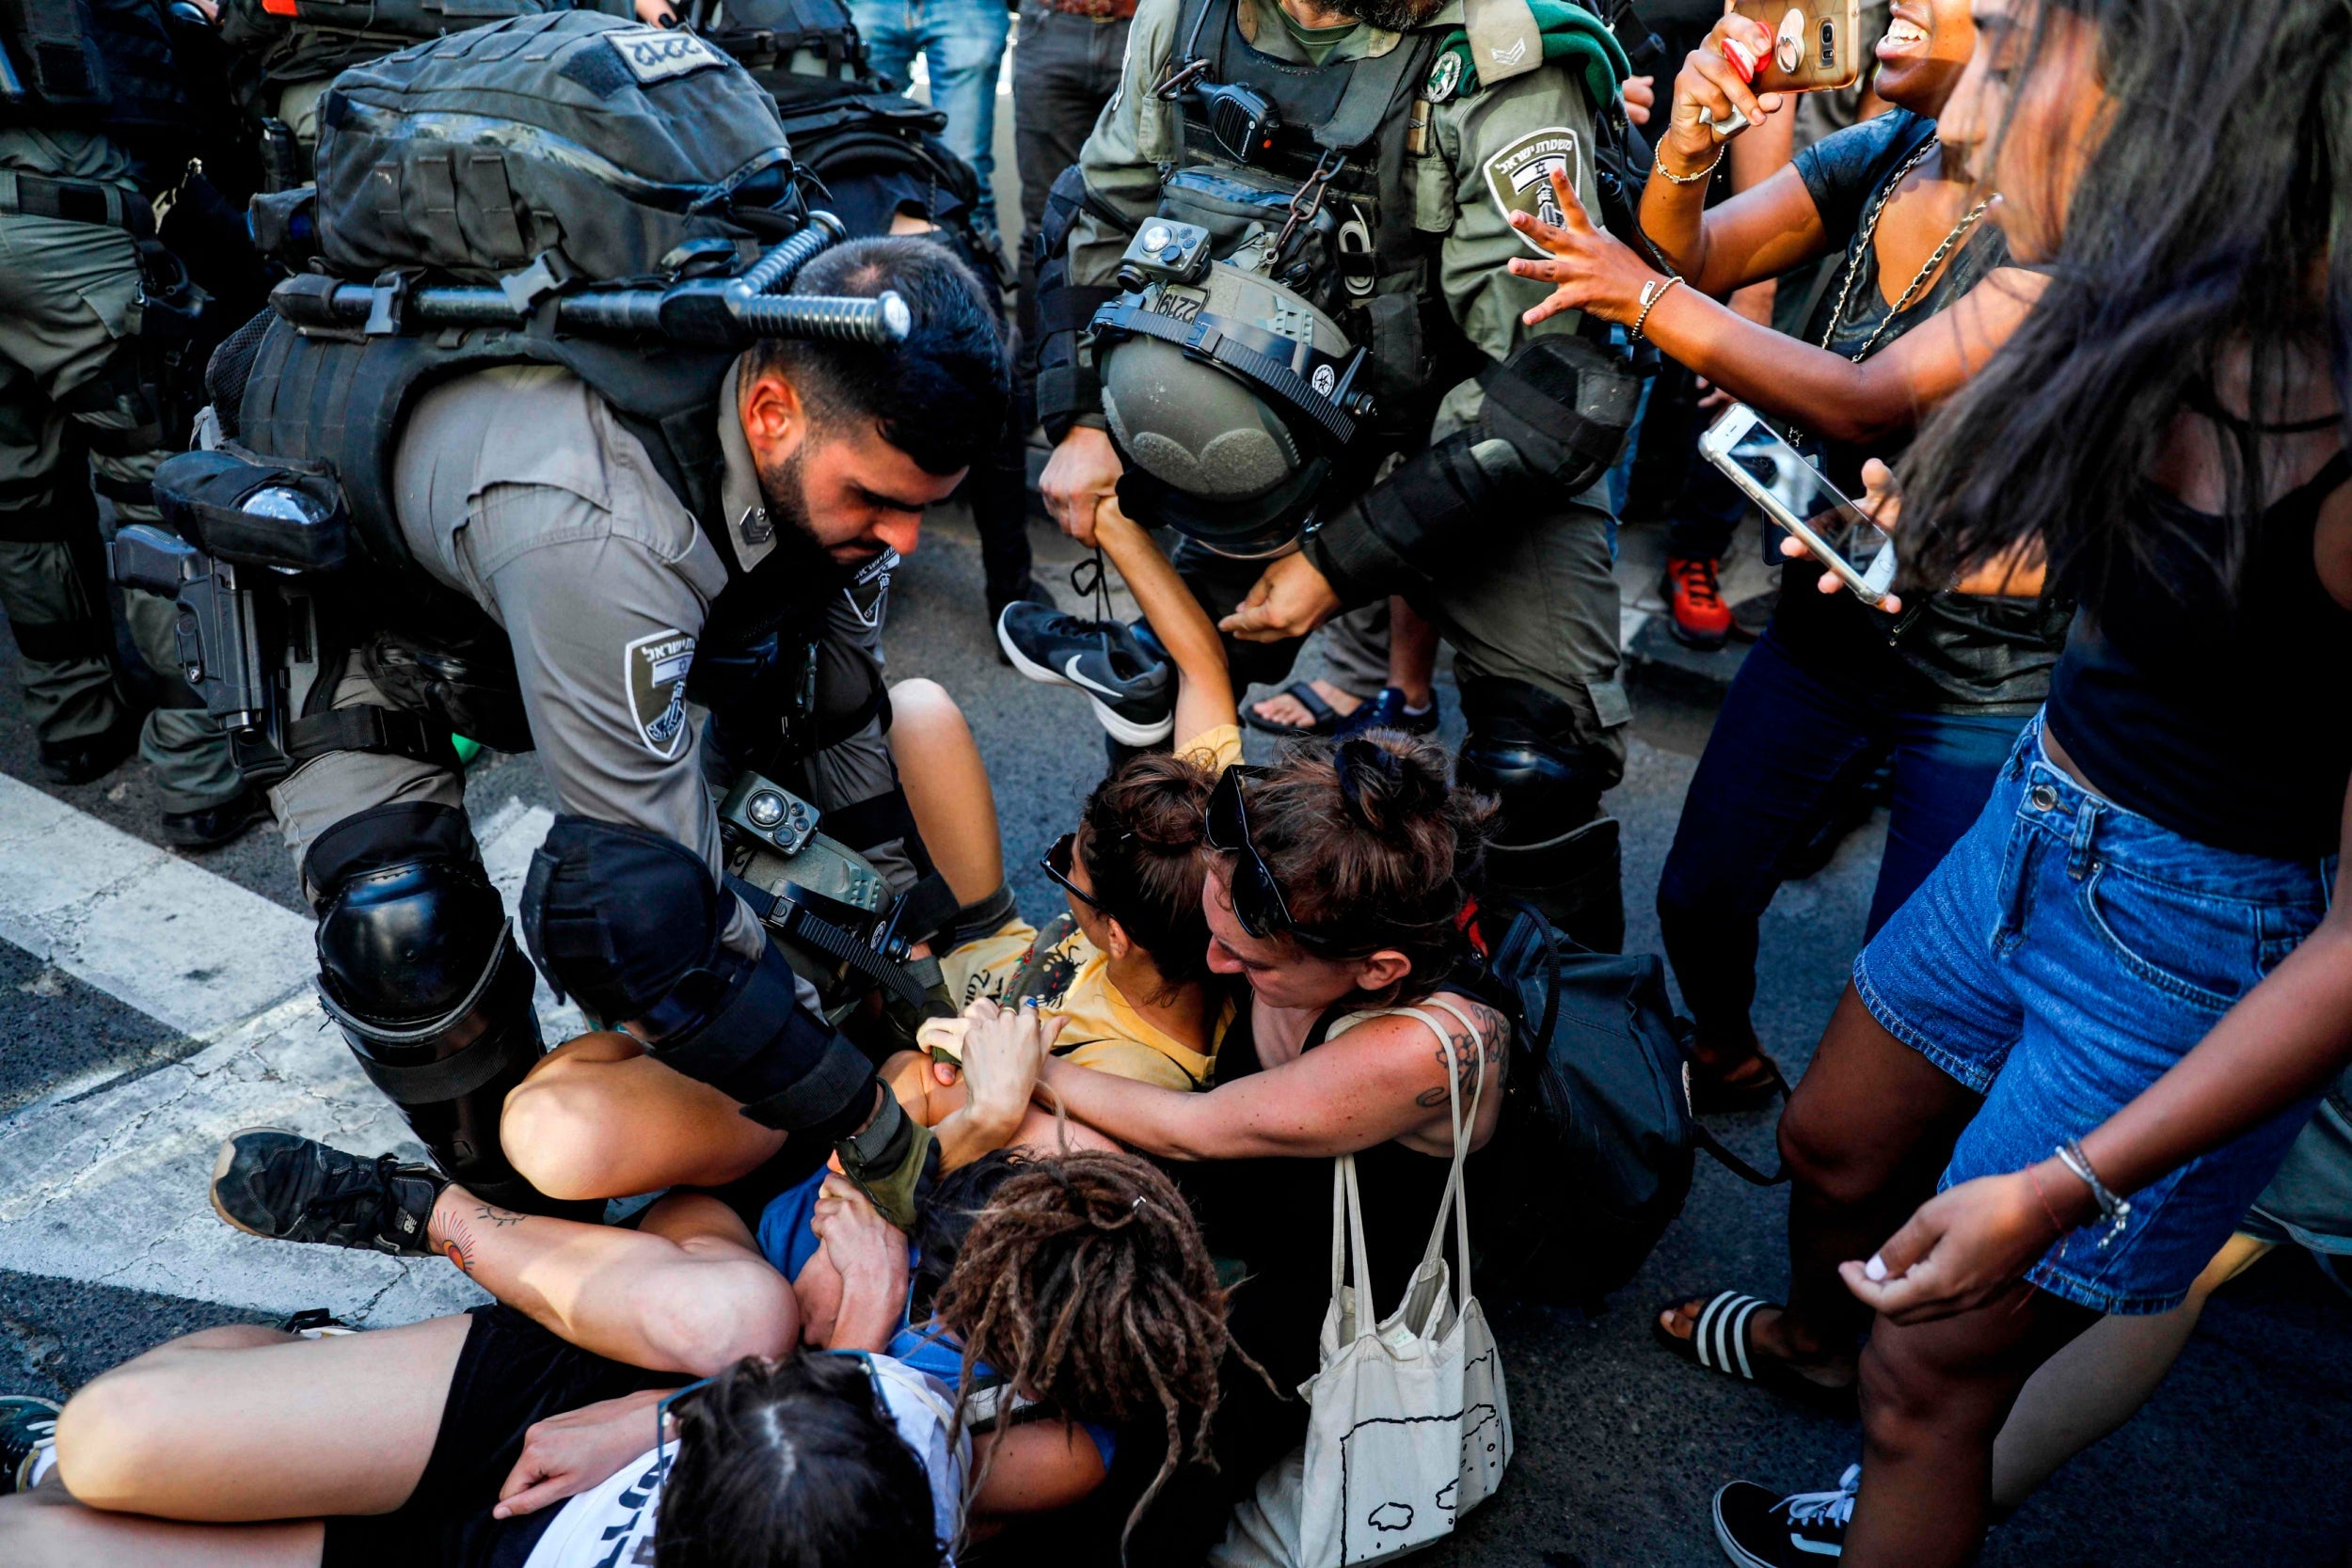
[
  {"xmin": 174, "ymin": 13, "xmax": 1008, "ymax": 1226},
  {"xmin": 0, "ymin": 0, "xmax": 259, "ymax": 842},
  {"xmin": 1034, "ymin": 0, "xmax": 1644, "ymax": 948}
]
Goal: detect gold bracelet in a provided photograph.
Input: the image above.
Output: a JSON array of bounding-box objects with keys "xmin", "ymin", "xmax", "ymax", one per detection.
[
  {"xmin": 1630, "ymin": 275, "xmax": 1683, "ymax": 341},
  {"xmin": 1654, "ymin": 141, "xmax": 1726, "ymax": 185}
]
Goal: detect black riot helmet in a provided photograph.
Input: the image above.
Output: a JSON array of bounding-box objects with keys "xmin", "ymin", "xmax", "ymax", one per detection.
[{"xmin": 1088, "ymin": 220, "xmax": 1378, "ymax": 558}]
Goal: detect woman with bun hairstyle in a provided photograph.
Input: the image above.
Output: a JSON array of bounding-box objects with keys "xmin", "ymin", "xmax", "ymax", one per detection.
[{"xmin": 1022, "ymin": 731, "xmax": 1512, "ymax": 1551}]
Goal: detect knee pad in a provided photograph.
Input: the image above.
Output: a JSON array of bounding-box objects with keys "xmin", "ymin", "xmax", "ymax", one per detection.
[
  {"xmin": 1455, "ymin": 676, "xmax": 1618, "ymax": 840},
  {"xmin": 521, "ymin": 816, "xmax": 875, "ymax": 1134},
  {"xmin": 306, "ymin": 802, "xmax": 552, "ymax": 1206},
  {"xmin": 1456, "ymin": 678, "xmax": 1625, "ymax": 954}
]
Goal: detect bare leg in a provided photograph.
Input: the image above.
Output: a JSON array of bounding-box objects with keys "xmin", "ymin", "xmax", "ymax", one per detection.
[
  {"xmin": 1988, "ymin": 1233, "xmax": 2272, "ymax": 1513},
  {"xmin": 0, "ymin": 1480, "xmax": 322, "ymax": 1568},
  {"xmin": 888, "ymin": 677, "xmax": 1004, "ymax": 908},
  {"xmin": 53, "ymin": 1317, "xmax": 469, "ymax": 1520},
  {"xmin": 1388, "ymin": 597, "xmax": 1438, "ymax": 709},
  {"xmin": 1845, "ymin": 1285, "xmax": 2096, "ymax": 1568},
  {"xmin": 501, "ymin": 1031, "xmax": 785, "ymax": 1200},
  {"xmin": 1659, "ymin": 986, "xmax": 1981, "ymax": 1385},
  {"xmin": 427, "ymin": 1186, "xmax": 794, "ymax": 1374}
]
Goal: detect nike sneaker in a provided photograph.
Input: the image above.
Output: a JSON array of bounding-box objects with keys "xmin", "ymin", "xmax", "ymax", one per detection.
[
  {"xmin": 996, "ymin": 602, "xmax": 1175, "ymax": 746},
  {"xmin": 1714, "ymin": 1464, "xmax": 1858, "ymax": 1566},
  {"xmin": 210, "ymin": 1128, "xmax": 446, "ymax": 1258}
]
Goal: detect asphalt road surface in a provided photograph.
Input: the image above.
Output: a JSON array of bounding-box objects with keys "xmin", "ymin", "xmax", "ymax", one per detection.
[{"xmin": 0, "ymin": 507, "xmax": 2344, "ymax": 1565}]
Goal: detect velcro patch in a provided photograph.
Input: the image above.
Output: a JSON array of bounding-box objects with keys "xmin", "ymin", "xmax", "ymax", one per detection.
[
  {"xmin": 603, "ymin": 26, "xmax": 729, "ymax": 87},
  {"xmin": 625, "ymin": 629, "xmax": 697, "ymax": 759},
  {"xmin": 1484, "ymin": 126, "xmax": 1581, "ymax": 256}
]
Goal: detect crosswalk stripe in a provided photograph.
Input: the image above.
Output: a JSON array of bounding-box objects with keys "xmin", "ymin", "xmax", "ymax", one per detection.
[{"xmin": 0, "ymin": 784, "xmax": 575, "ymax": 1326}]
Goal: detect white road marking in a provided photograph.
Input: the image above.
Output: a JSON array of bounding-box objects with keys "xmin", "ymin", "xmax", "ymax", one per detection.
[{"xmin": 0, "ymin": 787, "xmax": 576, "ymax": 1326}]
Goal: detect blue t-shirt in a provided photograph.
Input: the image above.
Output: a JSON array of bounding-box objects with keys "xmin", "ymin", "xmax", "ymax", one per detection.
[{"xmin": 757, "ymin": 1169, "xmax": 1119, "ymax": 1469}]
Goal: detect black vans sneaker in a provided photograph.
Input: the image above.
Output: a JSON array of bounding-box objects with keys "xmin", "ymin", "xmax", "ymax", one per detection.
[
  {"xmin": 1714, "ymin": 1464, "xmax": 1858, "ymax": 1566},
  {"xmin": 0, "ymin": 1396, "xmax": 60, "ymax": 1496},
  {"xmin": 996, "ymin": 602, "xmax": 1175, "ymax": 746},
  {"xmin": 210, "ymin": 1129, "xmax": 447, "ymax": 1257}
]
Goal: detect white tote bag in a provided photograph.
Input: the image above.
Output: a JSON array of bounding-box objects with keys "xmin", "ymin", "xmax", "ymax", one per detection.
[{"xmin": 1213, "ymin": 999, "xmax": 1514, "ymax": 1568}]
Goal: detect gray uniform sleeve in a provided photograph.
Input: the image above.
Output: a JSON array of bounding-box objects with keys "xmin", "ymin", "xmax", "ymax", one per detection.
[{"xmin": 1067, "ymin": 0, "xmax": 1185, "ymax": 293}]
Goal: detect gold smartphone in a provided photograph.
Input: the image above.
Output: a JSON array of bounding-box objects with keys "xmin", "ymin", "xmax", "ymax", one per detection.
[{"xmin": 1729, "ymin": 0, "xmax": 1865, "ymax": 95}]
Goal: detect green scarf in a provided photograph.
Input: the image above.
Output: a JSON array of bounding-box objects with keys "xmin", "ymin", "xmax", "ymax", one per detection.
[{"xmin": 1433, "ymin": 0, "xmax": 1630, "ymax": 107}]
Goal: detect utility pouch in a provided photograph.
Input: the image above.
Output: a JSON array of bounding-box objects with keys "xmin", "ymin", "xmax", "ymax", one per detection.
[
  {"xmin": 361, "ymin": 632, "xmax": 534, "ymax": 754},
  {"xmin": 153, "ymin": 446, "xmax": 350, "ymax": 574}
]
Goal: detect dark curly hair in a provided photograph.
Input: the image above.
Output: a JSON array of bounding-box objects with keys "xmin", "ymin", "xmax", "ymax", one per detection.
[
  {"xmin": 1230, "ymin": 731, "xmax": 1495, "ymax": 1002},
  {"xmin": 926, "ymin": 1149, "xmax": 1248, "ymax": 1554},
  {"xmin": 1077, "ymin": 752, "xmax": 1218, "ymax": 1000}
]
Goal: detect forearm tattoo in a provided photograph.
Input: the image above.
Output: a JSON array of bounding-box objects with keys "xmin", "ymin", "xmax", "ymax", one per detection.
[{"xmin": 1416, "ymin": 1001, "xmax": 1511, "ymax": 1109}]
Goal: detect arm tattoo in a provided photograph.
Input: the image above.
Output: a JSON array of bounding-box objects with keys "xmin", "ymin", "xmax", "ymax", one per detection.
[{"xmin": 1415, "ymin": 1001, "xmax": 1511, "ymax": 1108}]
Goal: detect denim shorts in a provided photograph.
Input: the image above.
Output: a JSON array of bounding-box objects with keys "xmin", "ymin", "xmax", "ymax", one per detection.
[{"xmin": 1852, "ymin": 714, "xmax": 2339, "ymax": 1314}]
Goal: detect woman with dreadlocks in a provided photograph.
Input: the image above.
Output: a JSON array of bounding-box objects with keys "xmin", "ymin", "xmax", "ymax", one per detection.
[{"xmin": 0, "ymin": 1145, "xmax": 1234, "ymax": 1564}]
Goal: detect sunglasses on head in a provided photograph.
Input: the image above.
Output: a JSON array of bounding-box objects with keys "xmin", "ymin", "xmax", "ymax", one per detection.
[
  {"xmin": 1041, "ymin": 832, "xmax": 1117, "ymax": 923},
  {"xmin": 1203, "ymin": 765, "xmax": 1295, "ymax": 941}
]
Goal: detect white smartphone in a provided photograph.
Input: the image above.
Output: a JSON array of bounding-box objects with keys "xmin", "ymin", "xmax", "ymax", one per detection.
[{"xmin": 1698, "ymin": 404, "xmax": 1897, "ymax": 606}]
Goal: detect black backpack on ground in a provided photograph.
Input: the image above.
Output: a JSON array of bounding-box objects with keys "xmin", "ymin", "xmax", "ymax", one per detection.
[{"xmin": 1465, "ymin": 905, "xmax": 1784, "ymax": 1310}]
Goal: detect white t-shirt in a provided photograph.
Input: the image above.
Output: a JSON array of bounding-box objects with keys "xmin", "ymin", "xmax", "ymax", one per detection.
[{"xmin": 523, "ymin": 1354, "xmax": 966, "ymax": 1568}]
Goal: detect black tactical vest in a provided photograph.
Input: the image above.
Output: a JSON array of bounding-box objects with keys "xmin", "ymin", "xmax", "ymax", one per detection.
[
  {"xmin": 1158, "ymin": 0, "xmax": 1462, "ymax": 429},
  {"xmin": 0, "ymin": 0, "xmax": 201, "ymax": 138},
  {"xmin": 230, "ymin": 316, "xmax": 851, "ymax": 757}
]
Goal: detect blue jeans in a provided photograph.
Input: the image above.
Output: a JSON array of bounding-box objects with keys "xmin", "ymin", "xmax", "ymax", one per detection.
[
  {"xmin": 1856, "ymin": 714, "xmax": 2337, "ymax": 1313},
  {"xmin": 852, "ymin": 0, "xmax": 1009, "ymax": 231},
  {"xmin": 1657, "ymin": 629, "xmax": 2026, "ymax": 1051}
]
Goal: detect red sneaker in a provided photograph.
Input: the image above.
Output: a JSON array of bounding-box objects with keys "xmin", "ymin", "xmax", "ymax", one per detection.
[{"xmin": 1664, "ymin": 555, "xmax": 1733, "ymax": 649}]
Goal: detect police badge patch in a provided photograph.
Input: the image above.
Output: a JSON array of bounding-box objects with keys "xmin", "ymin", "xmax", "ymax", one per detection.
[
  {"xmin": 1424, "ymin": 50, "xmax": 1465, "ymax": 103},
  {"xmin": 624, "ymin": 629, "xmax": 696, "ymax": 760},
  {"xmin": 1484, "ymin": 127, "xmax": 1583, "ymax": 256}
]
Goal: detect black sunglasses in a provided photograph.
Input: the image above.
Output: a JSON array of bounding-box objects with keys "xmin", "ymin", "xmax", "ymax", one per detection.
[
  {"xmin": 1203, "ymin": 765, "xmax": 1295, "ymax": 940},
  {"xmin": 1042, "ymin": 832, "xmax": 1116, "ymax": 922}
]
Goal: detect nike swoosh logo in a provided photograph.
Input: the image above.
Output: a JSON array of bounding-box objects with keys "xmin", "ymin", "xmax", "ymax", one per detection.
[
  {"xmin": 1790, "ymin": 1536, "xmax": 1843, "ymax": 1557},
  {"xmin": 1060, "ymin": 654, "xmax": 1122, "ymax": 700}
]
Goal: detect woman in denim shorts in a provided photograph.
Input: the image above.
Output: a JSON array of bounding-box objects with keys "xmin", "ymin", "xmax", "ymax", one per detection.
[{"xmin": 1692, "ymin": 3, "xmax": 2352, "ymax": 1566}]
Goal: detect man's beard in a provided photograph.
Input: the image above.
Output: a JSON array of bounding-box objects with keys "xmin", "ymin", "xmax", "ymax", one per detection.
[
  {"xmin": 1324, "ymin": 0, "xmax": 1441, "ymax": 33},
  {"xmin": 753, "ymin": 445, "xmax": 853, "ymax": 578}
]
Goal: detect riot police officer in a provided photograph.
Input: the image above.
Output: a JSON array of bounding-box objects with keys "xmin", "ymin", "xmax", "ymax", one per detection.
[
  {"xmin": 1034, "ymin": 0, "xmax": 1643, "ymax": 948},
  {"xmin": 0, "ymin": 0, "xmax": 255, "ymax": 842},
  {"xmin": 175, "ymin": 13, "xmax": 1009, "ymax": 1219}
]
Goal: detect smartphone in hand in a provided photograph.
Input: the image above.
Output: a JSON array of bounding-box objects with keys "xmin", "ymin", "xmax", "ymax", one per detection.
[
  {"xmin": 1699, "ymin": 404, "xmax": 1897, "ymax": 606},
  {"xmin": 1705, "ymin": 0, "xmax": 1865, "ymax": 135}
]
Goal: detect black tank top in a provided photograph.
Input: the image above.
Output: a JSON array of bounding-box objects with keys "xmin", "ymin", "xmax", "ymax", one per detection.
[
  {"xmin": 2045, "ymin": 451, "xmax": 2352, "ymax": 861},
  {"xmin": 1169, "ymin": 997, "xmax": 1493, "ymax": 1393}
]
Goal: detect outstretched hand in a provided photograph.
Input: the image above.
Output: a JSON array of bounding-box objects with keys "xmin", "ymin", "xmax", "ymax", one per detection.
[
  {"xmin": 1838, "ymin": 1162, "xmax": 2086, "ymax": 1325},
  {"xmin": 1779, "ymin": 457, "xmax": 1906, "ymax": 613},
  {"xmin": 1505, "ymin": 166, "xmax": 1663, "ymax": 329},
  {"xmin": 959, "ymin": 997, "xmax": 1064, "ymax": 1139}
]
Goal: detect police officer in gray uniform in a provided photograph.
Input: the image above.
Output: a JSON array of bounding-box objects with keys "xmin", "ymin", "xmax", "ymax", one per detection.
[
  {"xmin": 183, "ymin": 14, "xmax": 1009, "ymax": 1216},
  {"xmin": 0, "ymin": 0, "xmax": 253, "ymax": 841},
  {"xmin": 1035, "ymin": 0, "xmax": 1643, "ymax": 946}
]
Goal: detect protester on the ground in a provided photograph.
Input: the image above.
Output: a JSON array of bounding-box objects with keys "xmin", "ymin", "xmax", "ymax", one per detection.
[
  {"xmin": 503, "ymin": 500, "xmax": 1238, "ymax": 1215},
  {"xmin": 1698, "ymin": 0, "xmax": 2352, "ymax": 1560},
  {"xmin": 1508, "ymin": 0, "xmax": 2060, "ymax": 1131},
  {"xmin": 0, "ymin": 1314, "xmax": 959, "ymax": 1568},
  {"xmin": 189, "ymin": 1122, "xmax": 1234, "ymax": 1545},
  {"xmin": 1011, "ymin": 733, "xmax": 1509, "ymax": 1560}
]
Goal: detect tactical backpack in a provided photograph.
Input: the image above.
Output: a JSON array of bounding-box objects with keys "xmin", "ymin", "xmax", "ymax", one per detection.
[
  {"xmin": 690, "ymin": 0, "xmax": 1000, "ymax": 290},
  {"xmin": 1464, "ymin": 906, "xmax": 1784, "ymax": 1309},
  {"xmin": 312, "ymin": 8, "xmax": 803, "ymax": 283}
]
